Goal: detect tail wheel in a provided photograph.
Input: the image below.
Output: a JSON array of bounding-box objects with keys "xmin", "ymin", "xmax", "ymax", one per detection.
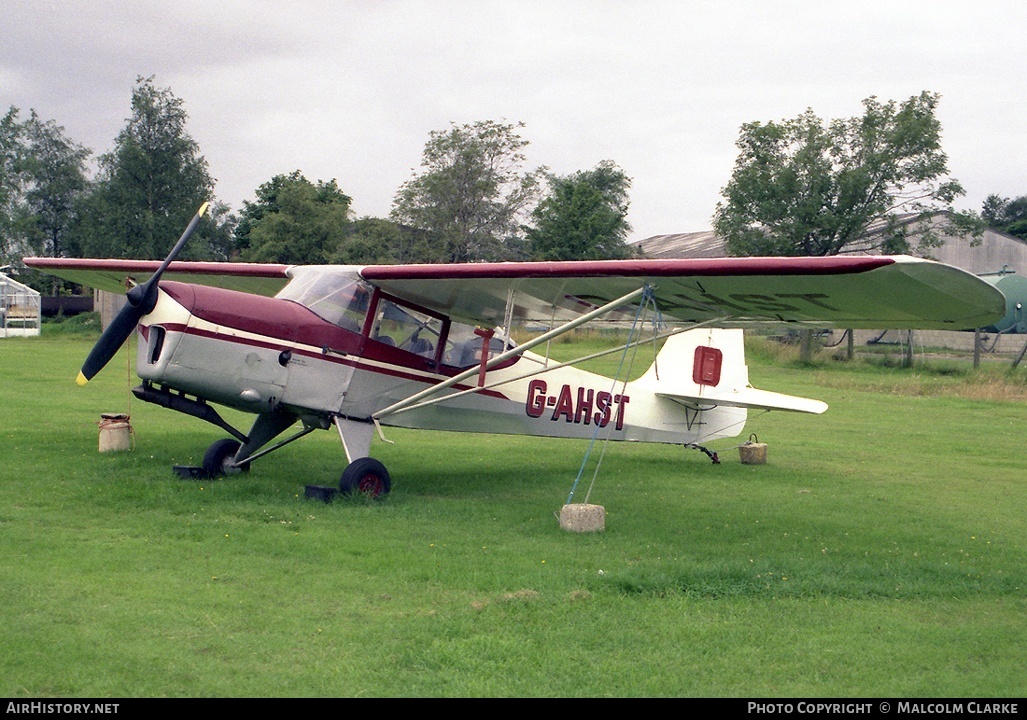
[
  {"xmin": 202, "ymin": 438, "xmax": 250, "ymax": 477},
  {"xmin": 340, "ymin": 457, "xmax": 391, "ymax": 498}
]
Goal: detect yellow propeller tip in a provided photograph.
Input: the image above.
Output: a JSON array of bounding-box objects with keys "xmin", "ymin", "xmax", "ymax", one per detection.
[
  {"xmin": 76, "ymin": 372, "xmax": 89, "ymax": 386},
  {"xmin": 198, "ymin": 201, "xmax": 210, "ymax": 217}
]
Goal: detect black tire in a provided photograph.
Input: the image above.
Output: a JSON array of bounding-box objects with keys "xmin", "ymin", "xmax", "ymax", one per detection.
[
  {"xmin": 201, "ymin": 438, "xmax": 250, "ymax": 477},
  {"xmin": 339, "ymin": 457, "xmax": 391, "ymax": 498}
]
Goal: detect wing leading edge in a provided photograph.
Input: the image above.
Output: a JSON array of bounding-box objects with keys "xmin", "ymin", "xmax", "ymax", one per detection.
[{"xmin": 21, "ymin": 258, "xmax": 292, "ymax": 297}]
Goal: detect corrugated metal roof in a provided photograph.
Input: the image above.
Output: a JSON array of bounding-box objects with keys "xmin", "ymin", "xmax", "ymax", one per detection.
[{"xmin": 634, "ymin": 231, "xmax": 726, "ymax": 258}]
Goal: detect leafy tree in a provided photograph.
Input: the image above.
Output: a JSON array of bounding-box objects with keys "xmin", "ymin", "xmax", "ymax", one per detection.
[
  {"xmin": 391, "ymin": 120, "xmax": 543, "ymax": 263},
  {"xmin": 0, "ymin": 107, "xmax": 92, "ymax": 295},
  {"xmin": 237, "ymin": 171, "xmax": 352, "ymax": 265},
  {"xmin": 981, "ymin": 194, "xmax": 1027, "ymax": 240},
  {"xmin": 71, "ymin": 76, "xmax": 224, "ymax": 260},
  {"xmin": 0, "ymin": 107, "xmax": 29, "ymax": 264},
  {"xmin": 202, "ymin": 200, "xmax": 237, "ymax": 261},
  {"xmin": 527, "ymin": 160, "xmax": 635, "ymax": 261},
  {"xmin": 714, "ymin": 92, "xmax": 975, "ymax": 257},
  {"xmin": 329, "ymin": 217, "xmax": 434, "ymax": 265},
  {"xmin": 233, "ymin": 171, "xmax": 294, "ymax": 256},
  {"xmin": 20, "ymin": 110, "xmax": 91, "ymax": 261}
]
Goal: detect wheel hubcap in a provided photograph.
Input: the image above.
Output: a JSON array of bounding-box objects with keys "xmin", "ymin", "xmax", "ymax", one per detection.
[{"xmin": 358, "ymin": 474, "xmax": 383, "ymax": 496}]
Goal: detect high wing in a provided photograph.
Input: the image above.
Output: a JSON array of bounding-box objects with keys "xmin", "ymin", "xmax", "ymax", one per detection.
[
  {"xmin": 24, "ymin": 255, "xmax": 1005, "ymax": 330},
  {"xmin": 358, "ymin": 256, "xmax": 1005, "ymax": 330}
]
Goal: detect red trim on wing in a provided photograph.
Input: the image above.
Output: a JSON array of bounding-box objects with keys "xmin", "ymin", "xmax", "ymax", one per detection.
[
  {"xmin": 359, "ymin": 256, "xmax": 896, "ymax": 280},
  {"xmin": 23, "ymin": 257, "xmax": 291, "ymax": 278}
]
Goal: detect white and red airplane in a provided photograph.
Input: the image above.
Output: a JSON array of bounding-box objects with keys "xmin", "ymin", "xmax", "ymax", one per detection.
[{"xmin": 25, "ymin": 205, "xmax": 1005, "ymax": 496}]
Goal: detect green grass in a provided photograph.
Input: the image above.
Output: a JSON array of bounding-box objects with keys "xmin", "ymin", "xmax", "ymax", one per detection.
[{"xmin": 1, "ymin": 330, "xmax": 1025, "ymax": 697}]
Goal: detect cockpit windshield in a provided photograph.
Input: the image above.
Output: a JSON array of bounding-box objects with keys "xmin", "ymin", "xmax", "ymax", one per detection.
[{"xmin": 276, "ymin": 271, "xmax": 370, "ymax": 333}]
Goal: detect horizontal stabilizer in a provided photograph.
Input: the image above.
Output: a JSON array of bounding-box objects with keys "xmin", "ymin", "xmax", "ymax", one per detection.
[{"xmin": 656, "ymin": 387, "xmax": 828, "ymax": 414}]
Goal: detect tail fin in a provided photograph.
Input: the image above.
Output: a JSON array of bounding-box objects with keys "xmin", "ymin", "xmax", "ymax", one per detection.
[{"xmin": 640, "ymin": 328, "xmax": 827, "ymax": 414}]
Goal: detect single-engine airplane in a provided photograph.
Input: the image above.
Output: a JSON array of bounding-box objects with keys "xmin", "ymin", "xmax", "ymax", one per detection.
[{"xmin": 25, "ymin": 205, "xmax": 1006, "ymax": 496}]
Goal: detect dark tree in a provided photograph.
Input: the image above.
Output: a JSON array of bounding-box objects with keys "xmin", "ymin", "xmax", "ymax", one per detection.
[
  {"xmin": 527, "ymin": 161, "xmax": 635, "ymax": 261},
  {"xmin": 21, "ymin": 110, "xmax": 91, "ymax": 261},
  {"xmin": 982, "ymin": 194, "xmax": 1027, "ymax": 240},
  {"xmin": 0, "ymin": 107, "xmax": 28, "ymax": 264},
  {"xmin": 237, "ymin": 171, "xmax": 352, "ymax": 265}
]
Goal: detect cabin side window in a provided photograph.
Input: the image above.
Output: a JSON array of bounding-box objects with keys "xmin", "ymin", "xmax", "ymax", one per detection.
[
  {"xmin": 370, "ymin": 299, "xmax": 444, "ymax": 358},
  {"xmin": 442, "ymin": 323, "xmax": 516, "ymax": 369}
]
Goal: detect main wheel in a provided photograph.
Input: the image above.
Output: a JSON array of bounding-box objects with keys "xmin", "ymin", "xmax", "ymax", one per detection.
[
  {"xmin": 201, "ymin": 438, "xmax": 250, "ymax": 477},
  {"xmin": 339, "ymin": 457, "xmax": 391, "ymax": 498}
]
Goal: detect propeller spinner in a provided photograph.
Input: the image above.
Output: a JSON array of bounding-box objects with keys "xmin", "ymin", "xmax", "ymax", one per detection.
[{"xmin": 77, "ymin": 203, "xmax": 210, "ymax": 385}]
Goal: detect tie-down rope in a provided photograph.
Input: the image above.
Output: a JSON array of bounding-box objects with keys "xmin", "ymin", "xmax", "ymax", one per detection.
[{"xmin": 565, "ymin": 284, "xmax": 661, "ymax": 506}]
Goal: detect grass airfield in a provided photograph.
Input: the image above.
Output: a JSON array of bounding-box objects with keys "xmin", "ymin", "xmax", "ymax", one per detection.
[{"xmin": 1, "ymin": 325, "xmax": 1025, "ymax": 697}]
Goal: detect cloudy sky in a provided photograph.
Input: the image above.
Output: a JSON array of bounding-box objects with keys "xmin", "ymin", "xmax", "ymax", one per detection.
[{"xmin": 3, "ymin": 0, "xmax": 1024, "ymax": 242}]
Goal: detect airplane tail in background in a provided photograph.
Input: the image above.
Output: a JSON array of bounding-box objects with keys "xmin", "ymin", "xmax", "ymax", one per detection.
[{"xmin": 638, "ymin": 328, "xmax": 828, "ymax": 415}]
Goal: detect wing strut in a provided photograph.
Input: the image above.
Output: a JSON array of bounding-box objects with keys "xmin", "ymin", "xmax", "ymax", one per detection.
[{"xmin": 372, "ymin": 286, "xmax": 647, "ymax": 421}]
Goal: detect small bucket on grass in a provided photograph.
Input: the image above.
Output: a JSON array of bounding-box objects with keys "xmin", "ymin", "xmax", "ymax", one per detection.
[
  {"xmin": 738, "ymin": 433, "xmax": 767, "ymax": 465},
  {"xmin": 98, "ymin": 413, "xmax": 133, "ymax": 453}
]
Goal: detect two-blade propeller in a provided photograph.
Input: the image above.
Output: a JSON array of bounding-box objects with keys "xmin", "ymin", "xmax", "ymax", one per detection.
[{"xmin": 77, "ymin": 203, "xmax": 209, "ymax": 385}]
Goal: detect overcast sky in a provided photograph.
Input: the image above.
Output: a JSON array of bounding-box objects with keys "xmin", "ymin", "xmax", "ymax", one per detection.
[{"xmin": 3, "ymin": 0, "xmax": 1025, "ymax": 242}]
